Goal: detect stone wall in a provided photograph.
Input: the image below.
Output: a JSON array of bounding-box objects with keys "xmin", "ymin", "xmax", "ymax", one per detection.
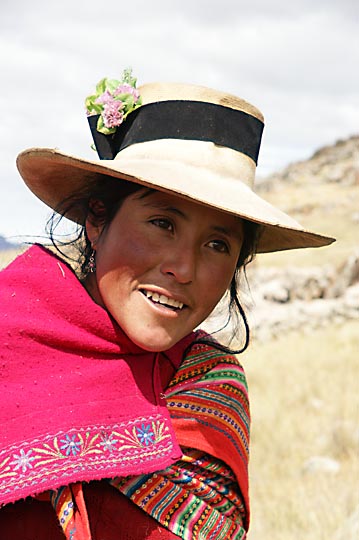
[
  {"xmin": 203, "ymin": 249, "xmax": 359, "ymax": 344},
  {"xmin": 247, "ymin": 249, "xmax": 359, "ymax": 341}
]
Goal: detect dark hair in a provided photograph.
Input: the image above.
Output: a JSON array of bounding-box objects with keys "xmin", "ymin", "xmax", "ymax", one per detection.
[
  {"xmin": 47, "ymin": 174, "xmax": 262, "ymax": 354},
  {"xmin": 47, "ymin": 174, "xmax": 143, "ymax": 275}
]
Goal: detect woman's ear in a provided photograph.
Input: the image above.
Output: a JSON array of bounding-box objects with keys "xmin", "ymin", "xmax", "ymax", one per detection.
[
  {"xmin": 85, "ymin": 200, "xmax": 107, "ymax": 248},
  {"xmin": 85, "ymin": 218, "xmax": 103, "ymax": 249}
]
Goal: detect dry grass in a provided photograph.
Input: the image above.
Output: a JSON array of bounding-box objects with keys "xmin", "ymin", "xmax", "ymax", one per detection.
[{"xmin": 242, "ymin": 321, "xmax": 359, "ymax": 539}]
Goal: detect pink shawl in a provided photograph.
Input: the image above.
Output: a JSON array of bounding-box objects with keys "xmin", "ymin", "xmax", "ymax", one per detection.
[{"xmin": 0, "ymin": 245, "xmax": 196, "ymax": 506}]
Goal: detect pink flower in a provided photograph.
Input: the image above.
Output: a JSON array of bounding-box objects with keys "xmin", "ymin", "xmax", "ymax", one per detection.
[
  {"xmin": 114, "ymin": 83, "xmax": 140, "ymax": 103},
  {"xmin": 102, "ymin": 101, "xmax": 124, "ymax": 128},
  {"xmin": 95, "ymin": 90, "xmax": 114, "ymax": 105}
]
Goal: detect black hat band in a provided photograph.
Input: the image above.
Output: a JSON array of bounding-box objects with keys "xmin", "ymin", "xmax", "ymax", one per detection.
[{"xmin": 88, "ymin": 100, "xmax": 264, "ymax": 164}]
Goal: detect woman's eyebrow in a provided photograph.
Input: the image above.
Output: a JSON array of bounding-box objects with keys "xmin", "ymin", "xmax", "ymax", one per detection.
[
  {"xmin": 141, "ymin": 200, "xmax": 187, "ymax": 219},
  {"xmin": 141, "ymin": 197, "xmax": 241, "ymax": 238},
  {"xmin": 211, "ymin": 225, "xmax": 235, "ymax": 237}
]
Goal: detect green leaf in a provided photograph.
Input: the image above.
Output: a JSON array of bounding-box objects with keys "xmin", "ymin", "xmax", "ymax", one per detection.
[
  {"xmin": 85, "ymin": 94, "xmax": 103, "ymax": 115},
  {"xmin": 115, "ymin": 94, "xmax": 134, "ymax": 110},
  {"xmin": 106, "ymin": 78, "xmax": 120, "ymax": 93},
  {"xmin": 91, "ymin": 103, "xmax": 103, "ymax": 114},
  {"xmin": 100, "ymin": 126, "xmax": 115, "ymax": 135},
  {"xmin": 97, "ymin": 115, "xmax": 104, "ymax": 131},
  {"xmin": 97, "ymin": 114, "xmax": 115, "ymax": 135},
  {"xmin": 126, "ymin": 95, "xmax": 135, "ymax": 110},
  {"xmin": 95, "ymin": 78, "xmax": 107, "ymax": 95},
  {"xmin": 85, "ymin": 94, "xmax": 97, "ymax": 112}
]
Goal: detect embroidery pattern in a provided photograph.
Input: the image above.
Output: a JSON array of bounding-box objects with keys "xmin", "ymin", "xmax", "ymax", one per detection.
[{"xmin": 0, "ymin": 416, "xmax": 173, "ymax": 498}]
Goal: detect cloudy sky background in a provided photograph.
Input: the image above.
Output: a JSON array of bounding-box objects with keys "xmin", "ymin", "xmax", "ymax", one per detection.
[{"xmin": 1, "ymin": 0, "xmax": 358, "ymax": 242}]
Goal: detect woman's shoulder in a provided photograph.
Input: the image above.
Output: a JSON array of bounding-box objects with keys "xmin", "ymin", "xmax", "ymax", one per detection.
[
  {"xmin": 167, "ymin": 329, "xmax": 247, "ymax": 393},
  {"xmin": 184, "ymin": 328, "xmax": 244, "ymax": 366}
]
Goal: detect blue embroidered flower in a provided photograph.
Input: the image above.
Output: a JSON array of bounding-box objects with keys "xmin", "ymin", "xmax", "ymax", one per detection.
[
  {"xmin": 99, "ymin": 432, "xmax": 118, "ymax": 453},
  {"xmin": 60, "ymin": 434, "xmax": 82, "ymax": 456},
  {"xmin": 136, "ymin": 423, "xmax": 154, "ymax": 446},
  {"xmin": 10, "ymin": 449, "xmax": 35, "ymax": 473}
]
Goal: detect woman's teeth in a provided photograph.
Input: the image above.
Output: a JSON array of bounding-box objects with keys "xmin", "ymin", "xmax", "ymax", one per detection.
[{"xmin": 142, "ymin": 290, "xmax": 184, "ymax": 310}]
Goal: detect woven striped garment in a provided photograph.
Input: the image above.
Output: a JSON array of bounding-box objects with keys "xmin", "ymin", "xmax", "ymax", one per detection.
[{"xmin": 52, "ymin": 339, "xmax": 250, "ymax": 539}]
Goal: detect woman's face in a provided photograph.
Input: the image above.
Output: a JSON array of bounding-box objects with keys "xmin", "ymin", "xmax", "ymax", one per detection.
[{"xmin": 85, "ymin": 189, "xmax": 243, "ymax": 351}]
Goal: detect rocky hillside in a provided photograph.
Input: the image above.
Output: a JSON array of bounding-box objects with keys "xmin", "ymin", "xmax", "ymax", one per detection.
[
  {"xmin": 242, "ymin": 135, "xmax": 359, "ymax": 341},
  {"xmin": 259, "ymin": 135, "xmax": 359, "ymax": 189},
  {"xmin": 206, "ymin": 135, "xmax": 359, "ymax": 343},
  {"xmin": 246, "ymin": 249, "xmax": 359, "ymax": 342},
  {"xmin": 256, "ymin": 135, "xmax": 359, "ymax": 267}
]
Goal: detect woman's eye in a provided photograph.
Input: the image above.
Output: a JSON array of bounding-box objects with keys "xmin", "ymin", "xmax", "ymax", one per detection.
[
  {"xmin": 151, "ymin": 218, "xmax": 174, "ymax": 232},
  {"xmin": 207, "ymin": 240, "xmax": 230, "ymax": 253}
]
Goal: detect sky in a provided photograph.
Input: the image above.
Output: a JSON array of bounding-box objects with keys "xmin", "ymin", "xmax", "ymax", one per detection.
[{"xmin": 1, "ymin": 0, "xmax": 358, "ymax": 242}]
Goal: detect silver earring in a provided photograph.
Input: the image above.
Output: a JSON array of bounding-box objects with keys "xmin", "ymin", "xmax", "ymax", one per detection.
[{"xmin": 85, "ymin": 249, "xmax": 96, "ymax": 274}]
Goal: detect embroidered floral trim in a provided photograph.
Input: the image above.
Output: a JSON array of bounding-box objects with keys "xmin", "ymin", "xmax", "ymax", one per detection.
[{"xmin": 0, "ymin": 416, "xmax": 173, "ymax": 501}]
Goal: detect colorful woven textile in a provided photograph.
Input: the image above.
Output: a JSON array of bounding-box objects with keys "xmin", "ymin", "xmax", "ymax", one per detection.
[
  {"xmin": 52, "ymin": 341, "xmax": 250, "ymax": 539},
  {"xmin": 112, "ymin": 448, "xmax": 247, "ymax": 540},
  {"xmin": 165, "ymin": 339, "xmax": 250, "ymax": 520}
]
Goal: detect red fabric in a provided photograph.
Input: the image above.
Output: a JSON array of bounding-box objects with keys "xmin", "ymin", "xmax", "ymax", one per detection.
[
  {"xmin": 72, "ymin": 483, "xmax": 92, "ymax": 540},
  {"xmin": 0, "ymin": 482, "xmax": 181, "ymax": 539},
  {"xmin": 0, "ymin": 245, "xmax": 196, "ymax": 506},
  {"xmin": 83, "ymin": 481, "xmax": 181, "ymax": 539},
  {"xmin": 0, "ymin": 497, "xmax": 65, "ymax": 539}
]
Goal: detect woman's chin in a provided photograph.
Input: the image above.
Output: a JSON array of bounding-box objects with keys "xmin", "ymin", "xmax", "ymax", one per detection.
[{"xmin": 127, "ymin": 328, "xmax": 185, "ymax": 352}]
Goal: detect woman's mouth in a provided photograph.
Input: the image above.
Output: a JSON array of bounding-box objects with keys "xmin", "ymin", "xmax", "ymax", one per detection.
[{"xmin": 140, "ymin": 289, "xmax": 185, "ymax": 311}]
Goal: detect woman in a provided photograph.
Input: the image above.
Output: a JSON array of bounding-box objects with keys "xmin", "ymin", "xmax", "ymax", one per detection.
[{"xmin": 0, "ymin": 73, "xmax": 334, "ymax": 539}]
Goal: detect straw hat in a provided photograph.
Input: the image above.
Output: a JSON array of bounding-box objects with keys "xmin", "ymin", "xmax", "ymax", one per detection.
[{"xmin": 16, "ymin": 81, "xmax": 334, "ymax": 253}]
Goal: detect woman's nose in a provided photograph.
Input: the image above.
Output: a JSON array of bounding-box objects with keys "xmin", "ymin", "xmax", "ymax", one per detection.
[{"xmin": 160, "ymin": 246, "xmax": 197, "ymax": 284}]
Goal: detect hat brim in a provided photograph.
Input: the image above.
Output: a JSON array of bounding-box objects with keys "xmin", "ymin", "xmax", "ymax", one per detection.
[{"xmin": 16, "ymin": 147, "xmax": 335, "ymax": 253}]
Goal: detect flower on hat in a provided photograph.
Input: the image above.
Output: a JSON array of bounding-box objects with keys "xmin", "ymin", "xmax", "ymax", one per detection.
[
  {"xmin": 85, "ymin": 68, "xmax": 142, "ymax": 135},
  {"xmin": 102, "ymin": 100, "xmax": 124, "ymax": 129}
]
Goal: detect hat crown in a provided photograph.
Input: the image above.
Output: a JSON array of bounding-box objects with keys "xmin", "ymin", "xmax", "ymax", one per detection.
[
  {"xmin": 138, "ymin": 82, "xmax": 264, "ymax": 123},
  {"xmin": 88, "ymin": 82, "xmax": 265, "ymax": 166}
]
